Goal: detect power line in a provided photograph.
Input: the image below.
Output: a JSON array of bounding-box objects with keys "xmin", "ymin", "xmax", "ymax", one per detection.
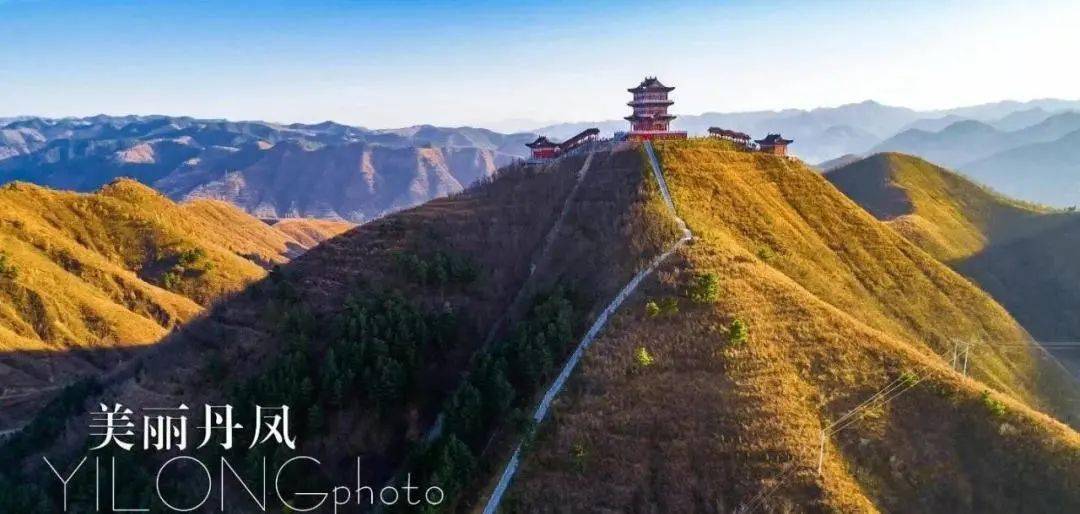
[
  {"xmin": 742, "ymin": 336, "xmax": 1080, "ymax": 512},
  {"xmin": 741, "ymin": 362, "xmax": 938, "ymax": 514},
  {"xmin": 738, "ymin": 462, "xmax": 801, "ymax": 514}
]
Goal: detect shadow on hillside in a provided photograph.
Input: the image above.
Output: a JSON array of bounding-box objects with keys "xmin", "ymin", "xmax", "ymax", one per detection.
[
  {"xmin": 0, "ymin": 344, "xmax": 157, "ymax": 431},
  {"xmin": 957, "ymin": 219, "xmax": 1080, "ymax": 344}
]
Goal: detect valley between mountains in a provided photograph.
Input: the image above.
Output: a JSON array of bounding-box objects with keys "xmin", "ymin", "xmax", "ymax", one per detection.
[{"xmin": 1, "ymin": 138, "xmax": 1078, "ymax": 513}]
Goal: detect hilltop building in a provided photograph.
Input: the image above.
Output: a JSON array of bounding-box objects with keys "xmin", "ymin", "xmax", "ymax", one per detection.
[
  {"xmin": 526, "ymin": 129, "xmax": 600, "ymax": 162},
  {"xmin": 625, "ymin": 77, "xmax": 687, "ymax": 141},
  {"xmin": 708, "ymin": 127, "xmax": 752, "ymax": 147},
  {"xmin": 528, "ymin": 78, "xmax": 806, "ymax": 160},
  {"xmin": 526, "ymin": 136, "xmax": 560, "ymax": 160},
  {"xmin": 755, "ymin": 134, "xmax": 794, "ymax": 156}
]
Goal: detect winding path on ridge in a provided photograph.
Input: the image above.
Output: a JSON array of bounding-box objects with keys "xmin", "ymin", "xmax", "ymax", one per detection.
[
  {"xmin": 376, "ymin": 151, "xmax": 603, "ymax": 511},
  {"xmin": 482, "ymin": 141, "xmax": 692, "ymax": 513}
]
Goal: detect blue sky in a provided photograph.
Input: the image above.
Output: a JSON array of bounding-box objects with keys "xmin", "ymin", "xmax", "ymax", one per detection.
[{"xmin": 1, "ymin": 0, "xmax": 1078, "ymax": 129}]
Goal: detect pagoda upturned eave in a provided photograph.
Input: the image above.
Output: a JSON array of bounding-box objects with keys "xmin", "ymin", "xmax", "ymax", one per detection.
[
  {"xmin": 627, "ymin": 99, "xmax": 674, "ymax": 107},
  {"xmin": 624, "ymin": 114, "xmax": 677, "ymax": 122},
  {"xmin": 525, "ymin": 136, "xmax": 559, "ymax": 149}
]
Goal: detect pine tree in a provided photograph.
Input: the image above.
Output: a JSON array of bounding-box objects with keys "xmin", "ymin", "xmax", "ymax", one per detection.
[
  {"xmin": 688, "ymin": 272, "xmax": 721, "ymax": 303},
  {"xmin": 432, "ymin": 436, "xmax": 476, "ymax": 500},
  {"xmin": 445, "ymin": 381, "xmax": 484, "ymax": 439},
  {"xmin": 322, "ymin": 348, "xmax": 341, "ymax": 400},
  {"xmin": 729, "ymin": 319, "xmax": 749, "ymax": 345},
  {"xmin": 372, "ymin": 358, "xmax": 406, "ymax": 409},
  {"xmin": 634, "ymin": 346, "xmax": 655, "ymax": 368},
  {"xmin": 479, "ymin": 362, "xmax": 515, "ymax": 422}
]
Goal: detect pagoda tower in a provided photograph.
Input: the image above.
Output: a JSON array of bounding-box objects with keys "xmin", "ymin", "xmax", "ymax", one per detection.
[{"xmin": 625, "ymin": 77, "xmax": 686, "ymax": 141}]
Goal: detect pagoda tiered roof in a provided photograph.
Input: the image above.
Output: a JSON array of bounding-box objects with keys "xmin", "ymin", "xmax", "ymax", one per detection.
[
  {"xmin": 525, "ymin": 135, "xmax": 559, "ymax": 148},
  {"xmin": 624, "ymin": 113, "xmax": 677, "ymax": 122},
  {"xmin": 755, "ymin": 133, "xmax": 794, "ymax": 145},
  {"xmin": 628, "ymin": 76, "xmax": 675, "ymax": 93},
  {"xmin": 627, "ymin": 98, "xmax": 674, "ymax": 106}
]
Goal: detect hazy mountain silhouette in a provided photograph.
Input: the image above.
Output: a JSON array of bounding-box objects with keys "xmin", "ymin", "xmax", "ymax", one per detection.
[{"xmin": 0, "ymin": 116, "xmax": 534, "ymax": 222}]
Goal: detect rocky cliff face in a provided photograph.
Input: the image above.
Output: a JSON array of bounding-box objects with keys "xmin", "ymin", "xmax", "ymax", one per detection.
[{"xmin": 165, "ymin": 141, "xmax": 513, "ymax": 221}]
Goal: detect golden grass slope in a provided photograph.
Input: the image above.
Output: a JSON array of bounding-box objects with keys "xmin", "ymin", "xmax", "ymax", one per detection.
[
  {"xmin": 0, "ymin": 179, "xmax": 344, "ymax": 417},
  {"xmin": 268, "ymin": 217, "xmax": 354, "ymax": 249},
  {"xmin": 0, "ymin": 179, "xmax": 350, "ymax": 351},
  {"xmin": 508, "ymin": 139, "xmax": 1080, "ymax": 513},
  {"xmin": 826, "ymin": 152, "xmax": 1080, "ymax": 342},
  {"xmin": 825, "ymin": 152, "xmax": 1067, "ymax": 262}
]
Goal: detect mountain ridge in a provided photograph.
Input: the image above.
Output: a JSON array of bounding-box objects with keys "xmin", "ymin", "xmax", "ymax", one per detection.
[
  {"xmin": 503, "ymin": 140, "xmax": 1080, "ymax": 513},
  {"xmin": 534, "ymin": 98, "xmax": 1080, "ymax": 164},
  {"xmin": 825, "ymin": 152, "xmax": 1080, "ymax": 344},
  {"xmin": 3, "ymin": 140, "xmax": 1077, "ymax": 513},
  {"xmin": 0, "ymin": 115, "xmax": 534, "ymax": 222},
  {"xmin": 0, "ymin": 178, "xmax": 349, "ymax": 428}
]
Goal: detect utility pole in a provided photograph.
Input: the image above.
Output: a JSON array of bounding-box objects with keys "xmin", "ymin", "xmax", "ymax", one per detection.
[
  {"xmin": 951, "ymin": 340, "xmax": 959, "ymax": 370},
  {"xmin": 817, "ymin": 429, "xmax": 826, "ymax": 475},
  {"xmin": 962, "ymin": 341, "xmax": 971, "ymax": 376}
]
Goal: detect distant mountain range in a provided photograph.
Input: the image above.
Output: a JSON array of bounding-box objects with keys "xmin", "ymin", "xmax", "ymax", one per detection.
[
  {"xmin": 537, "ymin": 99, "xmax": 1080, "ymax": 205},
  {"xmin": 871, "ymin": 112, "xmax": 1080, "ymax": 207},
  {"xmin": 0, "ymin": 116, "xmax": 533, "ymax": 222},
  {"xmin": 4, "ymin": 98, "xmax": 1080, "ymax": 217}
]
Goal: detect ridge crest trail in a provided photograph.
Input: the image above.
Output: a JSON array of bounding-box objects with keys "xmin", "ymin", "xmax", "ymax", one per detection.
[{"xmin": 482, "ymin": 142, "xmax": 691, "ymax": 513}]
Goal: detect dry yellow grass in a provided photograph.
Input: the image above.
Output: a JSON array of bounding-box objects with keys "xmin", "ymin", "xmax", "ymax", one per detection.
[
  {"xmin": 826, "ymin": 152, "xmax": 1080, "ymax": 342},
  {"xmin": 269, "ymin": 217, "xmax": 355, "ymax": 249},
  {"xmin": 826, "ymin": 152, "xmax": 1061, "ymax": 262},
  {"xmin": 0, "ymin": 179, "xmax": 351, "ymax": 353},
  {"xmin": 507, "ymin": 140, "xmax": 1080, "ymax": 513},
  {"xmin": 0, "ymin": 179, "xmax": 352, "ymax": 427}
]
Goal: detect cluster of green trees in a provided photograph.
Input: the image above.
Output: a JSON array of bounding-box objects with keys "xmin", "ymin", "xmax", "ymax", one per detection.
[
  {"xmin": 688, "ymin": 272, "xmax": 720, "ymax": 304},
  {"xmin": 404, "ymin": 290, "xmax": 576, "ymax": 512},
  {"xmin": 235, "ymin": 270, "xmax": 462, "ymax": 438},
  {"xmin": 728, "ymin": 319, "xmax": 749, "ymax": 345},
  {"xmin": 0, "ymin": 265, "xmax": 468, "ymax": 512},
  {"xmin": 0, "ymin": 258, "xmax": 579, "ymax": 513},
  {"xmin": 981, "ymin": 390, "xmax": 1008, "ymax": 417},
  {"xmin": 645, "ymin": 297, "xmax": 679, "ymax": 318},
  {"xmin": 160, "ymin": 246, "xmax": 213, "ymax": 291},
  {"xmin": 395, "ymin": 250, "xmax": 479, "ymax": 287},
  {"xmin": 322, "ymin": 293, "xmax": 457, "ymax": 415}
]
